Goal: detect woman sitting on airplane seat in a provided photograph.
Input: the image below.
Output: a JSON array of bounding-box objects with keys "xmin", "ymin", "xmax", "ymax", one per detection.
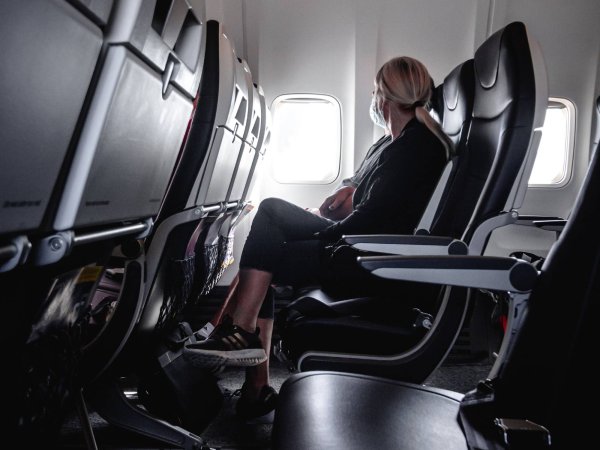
[{"xmin": 183, "ymin": 56, "xmax": 453, "ymax": 422}]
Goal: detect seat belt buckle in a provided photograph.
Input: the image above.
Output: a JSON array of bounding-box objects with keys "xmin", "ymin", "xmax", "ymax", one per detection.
[
  {"xmin": 412, "ymin": 309, "xmax": 433, "ymax": 330},
  {"xmin": 494, "ymin": 418, "xmax": 551, "ymax": 448},
  {"xmin": 272, "ymin": 340, "xmax": 297, "ymax": 372}
]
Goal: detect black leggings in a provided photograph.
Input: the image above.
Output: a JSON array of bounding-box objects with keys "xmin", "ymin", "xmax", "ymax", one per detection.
[{"xmin": 239, "ymin": 198, "xmax": 334, "ymax": 319}]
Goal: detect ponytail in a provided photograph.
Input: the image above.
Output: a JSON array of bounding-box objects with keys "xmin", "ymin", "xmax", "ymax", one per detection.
[
  {"xmin": 415, "ymin": 105, "xmax": 454, "ymax": 159},
  {"xmin": 376, "ymin": 56, "xmax": 454, "ymax": 159}
]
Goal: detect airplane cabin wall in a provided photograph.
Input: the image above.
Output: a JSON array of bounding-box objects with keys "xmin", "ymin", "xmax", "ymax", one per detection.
[
  {"xmin": 206, "ymin": 0, "xmax": 600, "ymax": 283},
  {"xmin": 249, "ymin": 0, "xmax": 480, "ymax": 208}
]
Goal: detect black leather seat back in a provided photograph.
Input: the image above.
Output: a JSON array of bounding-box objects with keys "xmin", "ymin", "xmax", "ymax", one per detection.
[
  {"xmin": 418, "ymin": 60, "xmax": 475, "ymax": 234},
  {"xmin": 433, "ymin": 22, "xmax": 537, "ymax": 241},
  {"xmin": 440, "ymin": 60, "xmax": 475, "ymax": 150},
  {"xmin": 486, "ymin": 140, "xmax": 600, "ymax": 448},
  {"xmin": 461, "ymin": 22, "xmax": 542, "ymax": 245}
]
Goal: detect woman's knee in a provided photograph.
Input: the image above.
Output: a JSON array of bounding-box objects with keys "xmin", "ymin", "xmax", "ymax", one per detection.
[
  {"xmin": 259, "ymin": 197, "xmax": 283, "ymax": 211},
  {"xmin": 256, "ymin": 197, "xmax": 287, "ymax": 219}
]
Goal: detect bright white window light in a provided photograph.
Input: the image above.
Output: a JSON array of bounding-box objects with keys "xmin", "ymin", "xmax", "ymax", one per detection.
[
  {"xmin": 528, "ymin": 98, "xmax": 575, "ymax": 186},
  {"xmin": 270, "ymin": 94, "xmax": 341, "ymax": 184}
]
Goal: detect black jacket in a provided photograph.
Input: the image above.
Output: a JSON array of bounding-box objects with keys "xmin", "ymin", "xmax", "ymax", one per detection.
[{"xmin": 320, "ymin": 118, "xmax": 447, "ymax": 240}]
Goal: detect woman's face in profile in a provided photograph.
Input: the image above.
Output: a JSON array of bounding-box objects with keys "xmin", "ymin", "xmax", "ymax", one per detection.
[{"xmin": 370, "ymin": 85, "xmax": 387, "ymax": 129}]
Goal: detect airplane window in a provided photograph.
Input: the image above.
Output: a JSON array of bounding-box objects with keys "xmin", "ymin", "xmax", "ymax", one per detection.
[
  {"xmin": 528, "ymin": 98, "xmax": 575, "ymax": 187},
  {"xmin": 270, "ymin": 94, "xmax": 341, "ymax": 184}
]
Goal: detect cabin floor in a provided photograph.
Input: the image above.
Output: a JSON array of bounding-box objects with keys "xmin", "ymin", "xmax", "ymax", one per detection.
[
  {"xmin": 56, "ymin": 358, "xmax": 492, "ymax": 449},
  {"xmin": 56, "ymin": 287, "xmax": 497, "ymax": 449}
]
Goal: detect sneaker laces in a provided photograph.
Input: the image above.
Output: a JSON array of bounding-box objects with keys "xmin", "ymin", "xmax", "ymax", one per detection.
[
  {"xmin": 210, "ymin": 315, "xmax": 261, "ymax": 342},
  {"xmin": 223, "ymin": 388, "xmax": 243, "ymax": 399}
]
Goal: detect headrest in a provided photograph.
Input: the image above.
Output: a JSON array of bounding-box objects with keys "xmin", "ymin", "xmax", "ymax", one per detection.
[
  {"xmin": 442, "ymin": 59, "xmax": 474, "ymax": 139},
  {"xmin": 473, "ymin": 21, "xmax": 533, "ymax": 119},
  {"xmin": 474, "ymin": 25, "xmax": 505, "ymax": 89},
  {"xmin": 444, "ymin": 60, "xmax": 472, "ymax": 110}
]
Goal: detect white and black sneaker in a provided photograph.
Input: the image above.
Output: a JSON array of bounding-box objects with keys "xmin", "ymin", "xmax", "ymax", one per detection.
[{"xmin": 183, "ymin": 315, "xmax": 267, "ymax": 369}]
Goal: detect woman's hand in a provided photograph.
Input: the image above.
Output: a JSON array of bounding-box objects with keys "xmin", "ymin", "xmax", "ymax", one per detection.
[{"xmin": 319, "ymin": 186, "xmax": 355, "ymax": 220}]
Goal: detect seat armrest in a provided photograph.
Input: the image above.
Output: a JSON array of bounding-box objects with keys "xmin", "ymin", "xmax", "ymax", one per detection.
[
  {"xmin": 358, "ymin": 255, "xmax": 538, "ymax": 293},
  {"xmin": 0, "ymin": 243, "xmax": 18, "ymax": 263},
  {"xmin": 517, "ymin": 215, "xmax": 563, "ymax": 221},
  {"xmin": 516, "ymin": 215, "xmax": 566, "ymax": 235},
  {"xmin": 515, "ymin": 215, "xmax": 564, "ymax": 226},
  {"xmin": 0, "ymin": 236, "xmax": 31, "ymax": 272},
  {"xmin": 342, "ymin": 234, "xmax": 468, "ymax": 256},
  {"xmin": 532, "ymin": 219, "xmax": 567, "ymax": 232},
  {"xmin": 359, "ymin": 254, "xmax": 538, "ymax": 381}
]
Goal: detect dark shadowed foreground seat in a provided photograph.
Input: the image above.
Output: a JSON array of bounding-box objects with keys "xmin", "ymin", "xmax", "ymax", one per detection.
[
  {"xmin": 3, "ymin": 0, "xmax": 207, "ymax": 446},
  {"xmin": 272, "ymin": 139, "xmax": 600, "ymax": 449}
]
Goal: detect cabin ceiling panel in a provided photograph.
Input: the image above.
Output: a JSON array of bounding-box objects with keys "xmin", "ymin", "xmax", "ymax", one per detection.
[{"xmin": 374, "ymin": 0, "xmax": 478, "ymax": 85}]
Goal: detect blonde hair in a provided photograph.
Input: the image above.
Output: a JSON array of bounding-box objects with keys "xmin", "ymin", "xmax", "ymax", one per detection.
[{"xmin": 375, "ymin": 56, "xmax": 454, "ymax": 157}]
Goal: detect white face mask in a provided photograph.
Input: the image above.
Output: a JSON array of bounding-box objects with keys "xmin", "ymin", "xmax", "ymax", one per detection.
[{"xmin": 369, "ymin": 95, "xmax": 386, "ymax": 129}]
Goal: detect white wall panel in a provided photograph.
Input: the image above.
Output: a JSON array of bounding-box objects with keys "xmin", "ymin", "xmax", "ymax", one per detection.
[
  {"xmin": 248, "ymin": 0, "xmax": 479, "ymax": 206},
  {"xmin": 212, "ymin": 0, "xmax": 600, "ymax": 279},
  {"xmin": 375, "ymin": 0, "xmax": 477, "ymax": 85},
  {"xmin": 251, "ymin": 0, "xmax": 356, "ymax": 207}
]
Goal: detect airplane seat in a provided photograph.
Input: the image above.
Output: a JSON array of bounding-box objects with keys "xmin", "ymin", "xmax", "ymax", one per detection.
[
  {"xmin": 226, "ymin": 62, "xmax": 263, "ymax": 205},
  {"xmin": 276, "ymin": 21, "xmax": 547, "ymax": 382},
  {"xmin": 46, "ymin": 0, "xmax": 204, "ymax": 247},
  {"xmin": 3, "ymin": 0, "xmax": 207, "ymax": 441},
  {"xmin": 207, "ymin": 87, "xmax": 273, "ymax": 289},
  {"xmin": 0, "ymin": 0, "xmax": 107, "ymax": 274},
  {"xmin": 271, "ymin": 139, "xmax": 600, "ymax": 450},
  {"xmin": 1, "ymin": 0, "xmax": 111, "ymax": 441},
  {"xmin": 127, "ymin": 19, "xmax": 238, "ymax": 343},
  {"xmin": 440, "ymin": 59, "xmax": 475, "ymax": 149},
  {"xmin": 413, "ymin": 58, "xmax": 476, "ymax": 236},
  {"xmin": 479, "ymin": 138, "xmax": 600, "ymax": 448},
  {"xmin": 241, "ymin": 85, "xmax": 273, "ymax": 204},
  {"xmin": 204, "ymin": 80, "xmax": 273, "ymax": 302},
  {"xmin": 4, "ymin": 0, "xmax": 210, "ymax": 446},
  {"xmin": 76, "ymin": 17, "xmax": 258, "ymax": 448},
  {"xmin": 182, "ymin": 22, "xmax": 253, "ymax": 299},
  {"xmin": 194, "ymin": 58, "xmax": 262, "ymax": 297},
  {"xmin": 56, "ymin": 0, "xmax": 207, "ymax": 374},
  {"xmin": 276, "ymin": 58, "xmax": 477, "ymax": 361},
  {"xmin": 429, "ymin": 81, "xmax": 445, "ymax": 123}
]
